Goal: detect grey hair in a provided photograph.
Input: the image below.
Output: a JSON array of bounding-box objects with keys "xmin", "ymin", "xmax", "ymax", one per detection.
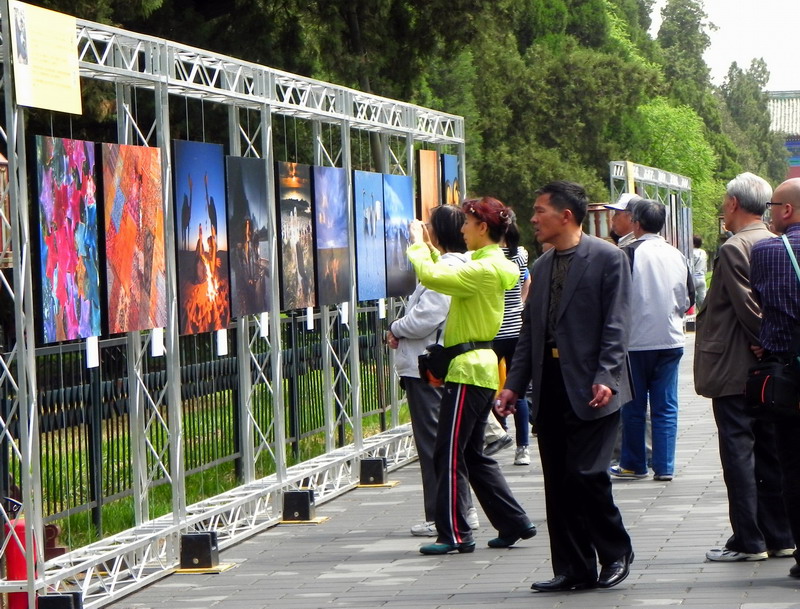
[
  {"xmin": 631, "ymin": 198, "xmax": 666, "ymax": 233},
  {"xmin": 726, "ymin": 172, "xmax": 772, "ymax": 215}
]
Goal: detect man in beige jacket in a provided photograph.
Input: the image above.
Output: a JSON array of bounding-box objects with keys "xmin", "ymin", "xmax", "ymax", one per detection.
[{"xmin": 694, "ymin": 172, "xmax": 794, "ymax": 562}]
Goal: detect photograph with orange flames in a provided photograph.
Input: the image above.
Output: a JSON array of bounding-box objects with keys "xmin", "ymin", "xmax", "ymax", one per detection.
[
  {"xmin": 417, "ymin": 149, "xmax": 440, "ymax": 223},
  {"xmin": 36, "ymin": 135, "xmax": 101, "ymax": 343},
  {"xmin": 313, "ymin": 166, "xmax": 351, "ymax": 306},
  {"xmin": 277, "ymin": 162, "xmax": 316, "ymax": 310},
  {"xmin": 353, "ymin": 170, "xmax": 386, "ymax": 301},
  {"xmin": 441, "ymin": 153, "xmax": 461, "ymax": 206},
  {"xmin": 226, "ymin": 156, "xmax": 271, "ymax": 317},
  {"xmin": 383, "ymin": 173, "xmax": 416, "ymax": 298},
  {"xmin": 173, "ymin": 140, "xmax": 230, "ymax": 335},
  {"xmin": 102, "ymin": 143, "xmax": 166, "ymax": 334}
]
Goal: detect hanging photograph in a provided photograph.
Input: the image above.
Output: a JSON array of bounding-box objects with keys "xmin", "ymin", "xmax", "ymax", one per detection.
[
  {"xmin": 441, "ymin": 153, "xmax": 460, "ymax": 206},
  {"xmin": 35, "ymin": 135, "xmax": 101, "ymax": 343},
  {"xmin": 353, "ymin": 170, "xmax": 386, "ymax": 301},
  {"xmin": 226, "ymin": 156, "xmax": 271, "ymax": 317},
  {"xmin": 102, "ymin": 143, "xmax": 166, "ymax": 334},
  {"xmin": 313, "ymin": 166, "xmax": 351, "ymax": 306},
  {"xmin": 383, "ymin": 173, "xmax": 416, "ymax": 298},
  {"xmin": 276, "ymin": 161, "xmax": 315, "ymax": 310},
  {"xmin": 173, "ymin": 139, "xmax": 230, "ymax": 335},
  {"xmin": 417, "ymin": 149, "xmax": 440, "ymax": 223}
]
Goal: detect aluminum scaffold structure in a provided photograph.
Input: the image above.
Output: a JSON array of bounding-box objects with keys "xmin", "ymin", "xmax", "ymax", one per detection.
[{"xmin": 0, "ymin": 4, "xmax": 466, "ymax": 607}]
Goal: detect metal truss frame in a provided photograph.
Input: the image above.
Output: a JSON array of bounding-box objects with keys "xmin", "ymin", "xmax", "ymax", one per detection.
[{"xmin": 0, "ymin": 4, "xmax": 464, "ymax": 607}]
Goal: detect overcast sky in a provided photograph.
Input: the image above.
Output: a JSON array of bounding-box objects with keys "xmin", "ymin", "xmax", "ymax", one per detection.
[{"xmin": 650, "ymin": 0, "xmax": 800, "ymax": 92}]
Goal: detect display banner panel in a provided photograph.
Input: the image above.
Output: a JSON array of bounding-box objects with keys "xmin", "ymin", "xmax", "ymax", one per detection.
[
  {"xmin": 353, "ymin": 170, "xmax": 386, "ymax": 301},
  {"xmin": 226, "ymin": 156, "xmax": 272, "ymax": 317},
  {"xmin": 417, "ymin": 149, "xmax": 440, "ymax": 222},
  {"xmin": 173, "ymin": 140, "xmax": 230, "ymax": 335},
  {"xmin": 441, "ymin": 153, "xmax": 460, "ymax": 205},
  {"xmin": 383, "ymin": 173, "xmax": 416, "ymax": 298},
  {"xmin": 35, "ymin": 135, "xmax": 101, "ymax": 343},
  {"xmin": 102, "ymin": 143, "xmax": 166, "ymax": 333},
  {"xmin": 276, "ymin": 162, "xmax": 316, "ymax": 310},
  {"xmin": 313, "ymin": 166, "xmax": 351, "ymax": 306}
]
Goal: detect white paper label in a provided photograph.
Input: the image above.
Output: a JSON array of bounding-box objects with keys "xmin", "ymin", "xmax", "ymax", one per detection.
[
  {"xmin": 340, "ymin": 301, "xmax": 349, "ymax": 326},
  {"xmin": 260, "ymin": 312, "xmax": 269, "ymax": 338},
  {"xmin": 86, "ymin": 336, "xmax": 99, "ymax": 368},
  {"xmin": 306, "ymin": 307, "xmax": 314, "ymax": 330},
  {"xmin": 378, "ymin": 298, "xmax": 386, "ymax": 319},
  {"xmin": 217, "ymin": 329, "xmax": 228, "ymax": 356},
  {"xmin": 151, "ymin": 328, "xmax": 165, "ymax": 357}
]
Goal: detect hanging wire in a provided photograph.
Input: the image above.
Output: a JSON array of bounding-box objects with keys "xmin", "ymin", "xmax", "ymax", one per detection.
[
  {"xmin": 293, "ymin": 117, "xmax": 298, "ymax": 163},
  {"xmin": 185, "ymin": 96, "xmax": 190, "ymax": 140},
  {"xmin": 283, "ymin": 114, "xmax": 288, "ymax": 162},
  {"xmin": 201, "ymin": 99, "xmax": 206, "ymax": 142}
]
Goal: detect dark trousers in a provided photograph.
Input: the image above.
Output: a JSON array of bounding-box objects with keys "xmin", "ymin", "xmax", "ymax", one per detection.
[
  {"xmin": 403, "ymin": 376, "xmax": 443, "ymax": 522},
  {"xmin": 712, "ymin": 395, "xmax": 793, "ymax": 553},
  {"xmin": 537, "ymin": 354, "xmax": 631, "ymax": 579},
  {"xmin": 773, "ymin": 419, "xmax": 800, "ymax": 561},
  {"xmin": 433, "ymin": 382, "xmax": 530, "ymax": 545}
]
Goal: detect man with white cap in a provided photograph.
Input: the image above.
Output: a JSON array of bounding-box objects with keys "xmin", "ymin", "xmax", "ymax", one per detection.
[{"xmin": 605, "ymin": 193, "xmax": 640, "ymax": 247}]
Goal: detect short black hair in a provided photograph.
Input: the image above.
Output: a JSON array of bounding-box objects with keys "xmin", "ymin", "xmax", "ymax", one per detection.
[
  {"xmin": 693, "ymin": 234, "xmax": 702, "ymax": 248},
  {"xmin": 534, "ymin": 181, "xmax": 588, "ymax": 225},
  {"xmin": 631, "ymin": 199, "xmax": 666, "ymax": 233},
  {"xmin": 430, "ymin": 205, "xmax": 467, "ymax": 253}
]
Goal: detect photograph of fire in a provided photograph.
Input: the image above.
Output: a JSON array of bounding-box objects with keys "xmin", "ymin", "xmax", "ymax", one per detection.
[
  {"xmin": 353, "ymin": 170, "xmax": 386, "ymax": 301},
  {"xmin": 173, "ymin": 140, "xmax": 230, "ymax": 335},
  {"xmin": 102, "ymin": 143, "xmax": 166, "ymax": 333},
  {"xmin": 226, "ymin": 156, "xmax": 271, "ymax": 317},
  {"xmin": 276, "ymin": 161, "xmax": 315, "ymax": 310},
  {"xmin": 35, "ymin": 135, "xmax": 101, "ymax": 343},
  {"xmin": 313, "ymin": 165, "xmax": 351, "ymax": 306}
]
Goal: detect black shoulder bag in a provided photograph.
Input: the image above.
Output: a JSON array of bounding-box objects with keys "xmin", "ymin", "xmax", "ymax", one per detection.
[{"xmin": 745, "ymin": 234, "xmax": 800, "ymax": 418}]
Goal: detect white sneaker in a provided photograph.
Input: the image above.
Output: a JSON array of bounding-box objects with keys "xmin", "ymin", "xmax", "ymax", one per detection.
[
  {"xmin": 514, "ymin": 446, "xmax": 531, "ymax": 466},
  {"xmin": 410, "ymin": 521, "xmax": 436, "ymax": 537},
  {"xmin": 769, "ymin": 548, "xmax": 796, "ymax": 558},
  {"xmin": 466, "ymin": 507, "xmax": 480, "ymax": 531},
  {"xmin": 705, "ymin": 547, "xmax": 768, "ymax": 562}
]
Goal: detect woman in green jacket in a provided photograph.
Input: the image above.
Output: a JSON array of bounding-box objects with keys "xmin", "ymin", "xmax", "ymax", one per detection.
[{"xmin": 408, "ymin": 196, "xmax": 536, "ymax": 555}]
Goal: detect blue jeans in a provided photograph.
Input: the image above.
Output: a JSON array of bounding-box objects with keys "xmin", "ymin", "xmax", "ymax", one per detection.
[{"xmin": 620, "ymin": 348, "xmax": 683, "ymax": 476}]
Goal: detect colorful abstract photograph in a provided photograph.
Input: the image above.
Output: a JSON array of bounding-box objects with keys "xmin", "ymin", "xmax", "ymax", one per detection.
[
  {"xmin": 226, "ymin": 156, "xmax": 271, "ymax": 317},
  {"xmin": 313, "ymin": 166, "xmax": 351, "ymax": 306},
  {"xmin": 102, "ymin": 143, "xmax": 166, "ymax": 333},
  {"xmin": 417, "ymin": 149, "xmax": 440, "ymax": 222},
  {"xmin": 353, "ymin": 170, "xmax": 386, "ymax": 301},
  {"xmin": 173, "ymin": 140, "xmax": 230, "ymax": 335},
  {"xmin": 383, "ymin": 173, "xmax": 416, "ymax": 298},
  {"xmin": 35, "ymin": 135, "xmax": 101, "ymax": 343},
  {"xmin": 441, "ymin": 153, "xmax": 460, "ymax": 206},
  {"xmin": 276, "ymin": 162, "xmax": 315, "ymax": 310}
]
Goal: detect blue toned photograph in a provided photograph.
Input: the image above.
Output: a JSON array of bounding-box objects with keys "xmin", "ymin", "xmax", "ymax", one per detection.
[
  {"xmin": 353, "ymin": 170, "xmax": 386, "ymax": 301},
  {"xmin": 383, "ymin": 173, "xmax": 416, "ymax": 298},
  {"xmin": 441, "ymin": 153, "xmax": 460, "ymax": 206},
  {"xmin": 313, "ymin": 166, "xmax": 351, "ymax": 306}
]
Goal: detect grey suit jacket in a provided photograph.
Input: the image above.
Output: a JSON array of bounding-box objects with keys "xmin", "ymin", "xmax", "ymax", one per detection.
[
  {"xmin": 505, "ymin": 234, "xmax": 633, "ymax": 421},
  {"xmin": 694, "ymin": 221, "xmax": 773, "ymax": 398}
]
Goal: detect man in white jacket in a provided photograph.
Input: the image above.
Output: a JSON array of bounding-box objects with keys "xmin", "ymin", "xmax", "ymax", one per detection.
[{"xmin": 385, "ymin": 205, "xmax": 479, "ymax": 536}]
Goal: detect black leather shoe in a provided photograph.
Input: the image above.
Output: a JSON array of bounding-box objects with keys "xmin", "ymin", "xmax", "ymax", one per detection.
[
  {"xmin": 789, "ymin": 563, "xmax": 800, "ymax": 578},
  {"xmin": 488, "ymin": 523, "xmax": 537, "ymax": 548},
  {"xmin": 598, "ymin": 550, "xmax": 634, "ymax": 588},
  {"xmin": 531, "ymin": 575, "xmax": 597, "ymax": 592}
]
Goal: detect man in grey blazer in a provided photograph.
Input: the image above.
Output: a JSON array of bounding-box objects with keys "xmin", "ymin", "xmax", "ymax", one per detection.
[
  {"xmin": 695, "ymin": 172, "xmax": 794, "ymax": 562},
  {"xmin": 496, "ymin": 181, "xmax": 634, "ymax": 592}
]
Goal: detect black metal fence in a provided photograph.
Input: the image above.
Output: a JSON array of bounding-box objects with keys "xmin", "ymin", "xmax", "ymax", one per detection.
[{"xmin": 0, "ymin": 303, "xmax": 397, "ymax": 544}]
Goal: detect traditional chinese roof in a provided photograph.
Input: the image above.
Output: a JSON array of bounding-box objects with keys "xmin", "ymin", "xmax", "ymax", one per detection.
[{"xmin": 768, "ymin": 91, "xmax": 800, "ymax": 136}]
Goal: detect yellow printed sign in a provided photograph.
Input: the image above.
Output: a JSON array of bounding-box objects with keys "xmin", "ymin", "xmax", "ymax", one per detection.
[{"xmin": 9, "ymin": 1, "xmax": 82, "ymax": 115}]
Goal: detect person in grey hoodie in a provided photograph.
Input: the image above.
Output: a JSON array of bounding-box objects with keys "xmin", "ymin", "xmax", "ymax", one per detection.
[{"xmin": 386, "ymin": 204, "xmax": 478, "ymax": 536}]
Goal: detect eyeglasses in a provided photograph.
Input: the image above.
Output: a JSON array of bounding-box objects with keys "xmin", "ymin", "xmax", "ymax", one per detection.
[{"xmin": 766, "ymin": 201, "xmax": 785, "ymax": 207}]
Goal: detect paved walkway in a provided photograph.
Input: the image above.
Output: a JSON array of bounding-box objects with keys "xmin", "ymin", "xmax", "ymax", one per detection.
[{"xmin": 113, "ymin": 334, "xmax": 800, "ymax": 609}]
